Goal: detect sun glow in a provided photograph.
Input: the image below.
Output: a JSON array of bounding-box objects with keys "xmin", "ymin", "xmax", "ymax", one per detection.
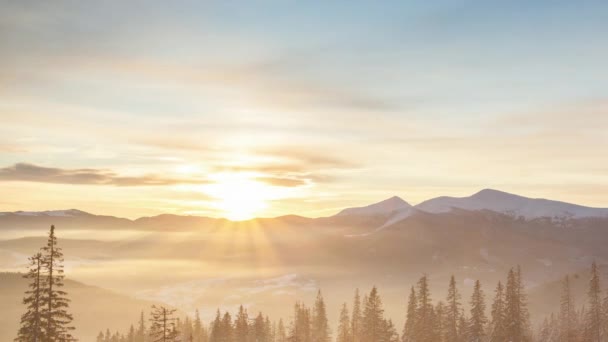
[{"xmin": 204, "ymin": 173, "xmax": 287, "ymax": 221}]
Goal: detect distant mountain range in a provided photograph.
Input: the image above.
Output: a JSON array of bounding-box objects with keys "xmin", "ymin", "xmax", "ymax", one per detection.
[
  {"xmin": 2, "ymin": 189, "xmax": 607, "ymax": 225},
  {"xmin": 1, "ymin": 187, "xmax": 608, "ymax": 340}
]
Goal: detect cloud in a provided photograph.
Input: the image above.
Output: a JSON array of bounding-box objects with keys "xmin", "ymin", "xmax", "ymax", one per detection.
[
  {"xmin": 256, "ymin": 177, "xmax": 308, "ymax": 188},
  {"xmin": 0, "ymin": 163, "xmax": 206, "ymax": 186}
]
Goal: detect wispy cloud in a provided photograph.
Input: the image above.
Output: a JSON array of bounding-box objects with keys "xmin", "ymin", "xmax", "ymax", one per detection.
[{"xmin": 0, "ymin": 163, "xmax": 207, "ymax": 186}]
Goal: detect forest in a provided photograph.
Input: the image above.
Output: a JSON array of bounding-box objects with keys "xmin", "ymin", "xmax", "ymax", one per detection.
[{"xmin": 14, "ymin": 226, "xmax": 608, "ymax": 342}]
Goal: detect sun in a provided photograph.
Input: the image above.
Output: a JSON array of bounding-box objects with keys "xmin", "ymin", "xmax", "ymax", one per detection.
[{"xmin": 204, "ymin": 173, "xmax": 279, "ymax": 221}]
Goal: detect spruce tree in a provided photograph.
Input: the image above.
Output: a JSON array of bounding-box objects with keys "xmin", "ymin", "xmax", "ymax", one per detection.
[
  {"xmin": 221, "ymin": 312, "xmax": 234, "ymax": 342},
  {"xmin": 41, "ymin": 225, "xmax": 75, "ymax": 341},
  {"xmin": 253, "ymin": 313, "xmax": 267, "ymax": 342},
  {"xmin": 446, "ymin": 276, "xmax": 462, "ymax": 342},
  {"xmin": 489, "ymin": 281, "xmax": 506, "ymax": 342},
  {"xmin": 468, "ymin": 280, "xmax": 487, "ymax": 342},
  {"xmin": 289, "ymin": 302, "xmax": 311, "ymax": 342},
  {"xmin": 210, "ymin": 311, "xmax": 222, "ymax": 342},
  {"xmin": 149, "ymin": 305, "xmax": 179, "ymax": 342},
  {"xmin": 194, "ymin": 310, "xmax": 203, "ymax": 342},
  {"xmin": 136, "ymin": 311, "xmax": 146, "ymax": 342},
  {"xmin": 415, "ymin": 276, "xmax": 433, "ymax": 342},
  {"xmin": 337, "ymin": 303, "xmax": 351, "ymax": 342},
  {"xmin": 505, "ymin": 268, "xmax": 530, "ymax": 342},
  {"xmin": 401, "ymin": 287, "xmax": 417, "ymax": 342},
  {"xmin": 559, "ymin": 275, "xmax": 577, "ymax": 341},
  {"xmin": 382, "ymin": 319, "xmax": 399, "ymax": 342},
  {"xmin": 15, "ymin": 252, "xmax": 45, "ymax": 342},
  {"xmin": 362, "ymin": 287, "xmax": 384, "ymax": 342},
  {"xmin": 586, "ymin": 261, "xmax": 602, "ymax": 342},
  {"xmin": 276, "ymin": 319, "xmax": 286, "ymax": 342},
  {"xmin": 128, "ymin": 325, "xmax": 135, "ymax": 342},
  {"xmin": 433, "ymin": 301, "xmax": 446, "ymax": 342},
  {"xmin": 312, "ymin": 291, "xmax": 330, "ymax": 342},
  {"xmin": 234, "ymin": 305, "xmax": 249, "ymax": 342},
  {"xmin": 351, "ymin": 289, "xmax": 362, "ymax": 342}
]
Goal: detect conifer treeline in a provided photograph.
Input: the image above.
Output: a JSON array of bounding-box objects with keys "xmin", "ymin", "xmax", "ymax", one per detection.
[
  {"xmin": 97, "ymin": 262, "xmax": 608, "ymax": 342},
  {"xmin": 16, "ymin": 225, "xmax": 76, "ymax": 342},
  {"xmin": 536, "ymin": 261, "xmax": 608, "ymax": 342},
  {"xmin": 16, "ymin": 227, "xmax": 608, "ymax": 342}
]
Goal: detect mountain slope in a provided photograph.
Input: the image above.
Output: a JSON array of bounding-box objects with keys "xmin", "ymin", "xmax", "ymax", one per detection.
[
  {"xmin": 415, "ymin": 188, "xmax": 608, "ymax": 219},
  {"xmin": 0, "ymin": 273, "xmax": 163, "ymax": 341},
  {"xmin": 335, "ymin": 196, "xmax": 411, "ymax": 217}
]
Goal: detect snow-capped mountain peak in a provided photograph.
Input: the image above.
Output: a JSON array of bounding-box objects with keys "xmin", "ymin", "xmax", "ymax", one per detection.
[{"xmin": 415, "ymin": 188, "xmax": 608, "ymax": 219}]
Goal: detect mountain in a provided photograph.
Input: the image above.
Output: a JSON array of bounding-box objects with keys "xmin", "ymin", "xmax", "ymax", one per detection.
[
  {"xmin": 0, "ymin": 209, "xmax": 91, "ymax": 217},
  {"xmin": 415, "ymin": 188, "xmax": 608, "ymax": 219},
  {"xmin": 2, "ymin": 194, "xmax": 608, "ymax": 330},
  {"xmin": 335, "ymin": 196, "xmax": 411, "ymax": 216}
]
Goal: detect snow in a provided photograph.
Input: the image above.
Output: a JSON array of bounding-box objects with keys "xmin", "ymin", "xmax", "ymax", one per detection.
[
  {"xmin": 335, "ymin": 196, "xmax": 411, "ymax": 216},
  {"xmin": 415, "ymin": 189, "xmax": 608, "ymax": 220}
]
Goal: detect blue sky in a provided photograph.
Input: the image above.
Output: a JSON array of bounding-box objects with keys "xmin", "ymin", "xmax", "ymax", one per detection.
[{"xmin": 1, "ymin": 0, "xmax": 607, "ymax": 218}]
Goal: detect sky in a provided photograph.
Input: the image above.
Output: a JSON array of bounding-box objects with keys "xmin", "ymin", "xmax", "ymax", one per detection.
[{"xmin": 1, "ymin": 0, "xmax": 607, "ymax": 219}]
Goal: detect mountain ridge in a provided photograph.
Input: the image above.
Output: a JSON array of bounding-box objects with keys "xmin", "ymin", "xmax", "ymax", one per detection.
[{"xmin": 2, "ymin": 188, "xmax": 607, "ymax": 223}]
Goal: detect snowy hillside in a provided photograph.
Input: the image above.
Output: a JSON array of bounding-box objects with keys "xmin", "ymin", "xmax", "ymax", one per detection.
[{"xmin": 415, "ymin": 189, "xmax": 608, "ymax": 219}]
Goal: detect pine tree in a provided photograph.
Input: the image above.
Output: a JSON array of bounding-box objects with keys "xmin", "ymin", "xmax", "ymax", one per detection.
[
  {"xmin": 210, "ymin": 311, "xmax": 223, "ymax": 342},
  {"xmin": 15, "ymin": 252, "xmax": 45, "ymax": 342},
  {"xmin": 490, "ymin": 281, "xmax": 506, "ymax": 342},
  {"xmin": 277, "ymin": 319, "xmax": 286, "ymax": 342},
  {"xmin": 221, "ymin": 312, "xmax": 234, "ymax": 342},
  {"xmin": 415, "ymin": 276, "xmax": 434, "ymax": 342},
  {"xmin": 312, "ymin": 291, "xmax": 330, "ymax": 342},
  {"xmin": 433, "ymin": 301, "xmax": 447, "ymax": 342},
  {"xmin": 457, "ymin": 313, "xmax": 468, "ymax": 342},
  {"xmin": 559, "ymin": 275, "xmax": 577, "ymax": 341},
  {"xmin": 337, "ymin": 303, "xmax": 351, "ymax": 342},
  {"xmin": 234, "ymin": 305, "xmax": 249, "ymax": 342},
  {"xmin": 586, "ymin": 261, "xmax": 602, "ymax": 342},
  {"xmin": 446, "ymin": 276, "xmax": 462, "ymax": 342},
  {"xmin": 149, "ymin": 305, "xmax": 179, "ymax": 342},
  {"xmin": 505, "ymin": 267, "xmax": 530, "ymax": 342},
  {"xmin": 468, "ymin": 280, "xmax": 487, "ymax": 342},
  {"xmin": 253, "ymin": 312, "xmax": 267, "ymax": 342},
  {"xmin": 361, "ymin": 287, "xmax": 384, "ymax": 342},
  {"xmin": 128, "ymin": 325, "xmax": 135, "ymax": 342},
  {"xmin": 40, "ymin": 225, "xmax": 76, "ymax": 341},
  {"xmin": 194, "ymin": 310, "xmax": 203, "ymax": 342},
  {"xmin": 382, "ymin": 319, "xmax": 399, "ymax": 342},
  {"xmin": 351, "ymin": 290, "xmax": 362, "ymax": 342},
  {"xmin": 136, "ymin": 311, "xmax": 146, "ymax": 342},
  {"xmin": 401, "ymin": 287, "xmax": 417, "ymax": 342},
  {"xmin": 288, "ymin": 302, "xmax": 311, "ymax": 342},
  {"xmin": 265, "ymin": 316, "xmax": 273, "ymax": 342},
  {"xmin": 516, "ymin": 266, "xmax": 531, "ymax": 340}
]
